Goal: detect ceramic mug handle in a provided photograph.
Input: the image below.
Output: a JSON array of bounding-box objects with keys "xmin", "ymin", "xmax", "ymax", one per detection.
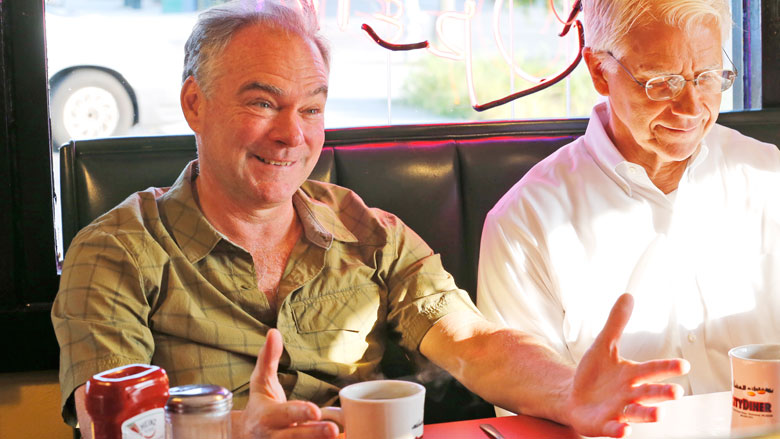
[{"xmin": 320, "ymin": 407, "xmax": 344, "ymax": 433}]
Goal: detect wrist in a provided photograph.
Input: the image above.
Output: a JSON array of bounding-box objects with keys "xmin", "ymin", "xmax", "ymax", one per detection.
[{"xmin": 550, "ymin": 373, "xmax": 575, "ymax": 427}]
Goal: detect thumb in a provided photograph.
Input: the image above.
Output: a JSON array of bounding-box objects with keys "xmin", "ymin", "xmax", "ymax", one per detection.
[
  {"xmin": 594, "ymin": 293, "xmax": 634, "ymax": 351},
  {"xmin": 250, "ymin": 328, "xmax": 286, "ymax": 401}
]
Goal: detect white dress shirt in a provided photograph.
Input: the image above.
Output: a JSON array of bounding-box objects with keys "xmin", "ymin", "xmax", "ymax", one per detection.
[{"xmin": 477, "ymin": 102, "xmax": 780, "ymax": 395}]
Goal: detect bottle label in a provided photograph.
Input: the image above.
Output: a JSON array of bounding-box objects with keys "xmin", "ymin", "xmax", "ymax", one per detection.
[{"xmin": 121, "ymin": 407, "xmax": 166, "ymax": 439}]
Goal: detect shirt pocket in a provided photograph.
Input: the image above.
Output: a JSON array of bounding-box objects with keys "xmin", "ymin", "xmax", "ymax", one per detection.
[{"xmin": 290, "ymin": 284, "xmax": 382, "ymax": 334}]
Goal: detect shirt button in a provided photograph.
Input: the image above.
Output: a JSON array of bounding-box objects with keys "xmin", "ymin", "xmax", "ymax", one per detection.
[{"xmin": 687, "ymin": 333, "xmax": 697, "ymax": 343}]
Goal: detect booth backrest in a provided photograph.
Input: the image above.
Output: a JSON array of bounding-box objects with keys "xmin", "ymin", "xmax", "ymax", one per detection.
[
  {"xmin": 60, "ymin": 109, "xmax": 780, "ymax": 299},
  {"xmin": 60, "ymin": 123, "xmax": 584, "ymax": 298},
  {"xmin": 59, "ymin": 110, "xmax": 780, "ymax": 424}
]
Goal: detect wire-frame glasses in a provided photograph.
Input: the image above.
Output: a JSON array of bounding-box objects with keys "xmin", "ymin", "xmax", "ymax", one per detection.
[{"xmin": 606, "ymin": 51, "xmax": 738, "ymax": 101}]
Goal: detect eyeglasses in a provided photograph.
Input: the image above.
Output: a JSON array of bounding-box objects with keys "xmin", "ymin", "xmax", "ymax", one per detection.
[{"xmin": 606, "ymin": 51, "xmax": 738, "ymax": 101}]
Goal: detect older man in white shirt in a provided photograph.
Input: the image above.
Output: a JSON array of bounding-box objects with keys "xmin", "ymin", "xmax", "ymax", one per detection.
[{"xmin": 477, "ymin": 0, "xmax": 780, "ymax": 396}]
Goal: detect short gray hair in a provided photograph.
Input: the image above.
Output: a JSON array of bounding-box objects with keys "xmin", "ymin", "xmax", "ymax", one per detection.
[
  {"xmin": 182, "ymin": 0, "xmax": 330, "ymax": 95},
  {"xmin": 584, "ymin": 0, "xmax": 731, "ymax": 66}
]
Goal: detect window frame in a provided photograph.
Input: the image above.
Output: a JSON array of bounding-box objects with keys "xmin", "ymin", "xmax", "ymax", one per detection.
[
  {"xmin": 0, "ymin": 0, "xmax": 778, "ymax": 373},
  {"xmin": 0, "ymin": 0, "xmax": 61, "ymax": 372}
]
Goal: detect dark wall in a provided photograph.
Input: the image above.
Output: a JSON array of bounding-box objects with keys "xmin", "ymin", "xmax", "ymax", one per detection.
[{"xmin": 764, "ymin": 0, "xmax": 780, "ymax": 107}]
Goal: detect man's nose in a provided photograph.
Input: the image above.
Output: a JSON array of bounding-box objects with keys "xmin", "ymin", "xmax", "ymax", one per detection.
[
  {"xmin": 270, "ymin": 109, "xmax": 305, "ymax": 147},
  {"xmin": 670, "ymin": 81, "xmax": 704, "ymax": 117}
]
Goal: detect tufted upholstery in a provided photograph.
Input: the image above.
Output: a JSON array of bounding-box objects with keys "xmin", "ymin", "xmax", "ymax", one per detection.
[
  {"xmin": 59, "ymin": 109, "xmax": 780, "ymax": 423},
  {"xmin": 60, "ymin": 109, "xmax": 780, "ymax": 298},
  {"xmin": 61, "ymin": 131, "xmax": 580, "ymax": 298}
]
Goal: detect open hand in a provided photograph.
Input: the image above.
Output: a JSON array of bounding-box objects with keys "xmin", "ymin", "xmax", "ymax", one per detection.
[
  {"xmin": 234, "ymin": 328, "xmax": 339, "ymax": 439},
  {"xmin": 564, "ymin": 294, "xmax": 690, "ymax": 438}
]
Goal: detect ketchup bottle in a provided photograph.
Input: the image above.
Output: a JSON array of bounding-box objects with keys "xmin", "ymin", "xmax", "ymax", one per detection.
[{"xmin": 85, "ymin": 364, "xmax": 169, "ymax": 439}]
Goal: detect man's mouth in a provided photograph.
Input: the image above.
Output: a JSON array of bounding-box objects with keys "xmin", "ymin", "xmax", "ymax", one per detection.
[
  {"xmin": 658, "ymin": 122, "xmax": 700, "ymax": 133},
  {"xmin": 256, "ymin": 156, "xmax": 294, "ymax": 166}
]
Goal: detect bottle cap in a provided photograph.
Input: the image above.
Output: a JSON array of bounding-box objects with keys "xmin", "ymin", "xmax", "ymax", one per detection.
[{"xmin": 165, "ymin": 384, "xmax": 233, "ymax": 415}]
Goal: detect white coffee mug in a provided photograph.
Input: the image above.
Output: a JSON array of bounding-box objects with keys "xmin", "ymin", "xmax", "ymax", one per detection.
[
  {"xmin": 729, "ymin": 344, "xmax": 780, "ymax": 433},
  {"xmin": 321, "ymin": 380, "xmax": 425, "ymax": 439}
]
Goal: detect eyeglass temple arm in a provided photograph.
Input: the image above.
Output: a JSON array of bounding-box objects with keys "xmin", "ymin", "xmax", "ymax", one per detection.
[
  {"xmin": 722, "ymin": 48, "xmax": 738, "ymax": 76},
  {"xmin": 473, "ymin": 20, "xmax": 585, "ymax": 112}
]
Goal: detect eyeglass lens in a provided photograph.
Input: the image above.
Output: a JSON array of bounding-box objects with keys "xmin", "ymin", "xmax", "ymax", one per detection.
[{"xmin": 645, "ymin": 70, "xmax": 737, "ymax": 101}]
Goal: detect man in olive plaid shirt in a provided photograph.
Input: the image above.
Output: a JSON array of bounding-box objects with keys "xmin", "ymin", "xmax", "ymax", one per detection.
[{"xmin": 52, "ymin": 1, "xmax": 689, "ymax": 438}]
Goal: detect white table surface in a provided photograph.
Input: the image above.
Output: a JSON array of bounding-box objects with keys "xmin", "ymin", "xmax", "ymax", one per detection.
[
  {"xmin": 497, "ymin": 391, "xmax": 779, "ymax": 438},
  {"xmin": 625, "ymin": 391, "xmax": 733, "ymax": 438}
]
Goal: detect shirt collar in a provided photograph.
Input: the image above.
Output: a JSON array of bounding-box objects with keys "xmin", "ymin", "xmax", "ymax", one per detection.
[
  {"xmin": 158, "ymin": 160, "xmax": 223, "ymax": 263},
  {"xmin": 295, "ymin": 181, "xmax": 359, "ymax": 246},
  {"xmin": 583, "ymin": 101, "xmax": 627, "ymax": 173},
  {"xmin": 159, "ymin": 160, "xmax": 357, "ymax": 263},
  {"xmin": 686, "ymin": 139, "xmax": 709, "ymax": 175},
  {"xmin": 583, "ymin": 101, "xmax": 633, "ymax": 195}
]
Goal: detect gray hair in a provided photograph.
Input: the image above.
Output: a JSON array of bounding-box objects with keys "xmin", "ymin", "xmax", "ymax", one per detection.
[
  {"xmin": 182, "ymin": 0, "xmax": 330, "ymax": 95},
  {"xmin": 584, "ymin": 0, "xmax": 731, "ymax": 68}
]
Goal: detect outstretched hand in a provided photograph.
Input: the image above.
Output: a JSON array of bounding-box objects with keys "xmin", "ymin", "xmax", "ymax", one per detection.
[
  {"xmin": 234, "ymin": 328, "xmax": 339, "ymax": 439},
  {"xmin": 564, "ymin": 294, "xmax": 690, "ymax": 438}
]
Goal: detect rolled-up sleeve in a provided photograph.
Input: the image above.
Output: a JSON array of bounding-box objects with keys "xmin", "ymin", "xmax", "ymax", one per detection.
[
  {"xmin": 52, "ymin": 226, "xmax": 155, "ymax": 426},
  {"xmin": 382, "ymin": 216, "xmax": 480, "ymax": 353}
]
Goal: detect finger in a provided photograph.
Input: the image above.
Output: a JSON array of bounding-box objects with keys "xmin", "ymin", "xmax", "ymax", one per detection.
[
  {"xmin": 273, "ymin": 421, "xmax": 339, "ymax": 439},
  {"xmin": 251, "ymin": 328, "xmax": 284, "ymax": 395},
  {"xmin": 631, "ymin": 382, "xmax": 685, "ymax": 404},
  {"xmin": 260, "ymin": 401, "xmax": 323, "ymax": 429},
  {"xmin": 630, "ymin": 358, "xmax": 690, "ymax": 384},
  {"xmin": 622, "ymin": 402, "xmax": 660, "ymax": 423},
  {"xmin": 603, "ymin": 420, "xmax": 631, "ymax": 438},
  {"xmin": 594, "ymin": 293, "xmax": 634, "ymax": 350}
]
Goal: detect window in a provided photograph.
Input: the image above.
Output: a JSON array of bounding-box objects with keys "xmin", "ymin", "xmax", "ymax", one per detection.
[
  {"xmin": 43, "ymin": 0, "xmax": 761, "ymax": 147},
  {"xmin": 0, "ymin": 0, "xmax": 777, "ymax": 371}
]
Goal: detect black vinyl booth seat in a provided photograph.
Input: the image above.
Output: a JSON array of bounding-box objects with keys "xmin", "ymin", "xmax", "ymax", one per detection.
[
  {"xmin": 59, "ymin": 109, "xmax": 780, "ymax": 299},
  {"xmin": 59, "ymin": 122, "xmax": 585, "ymax": 299},
  {"xmin": 59, "ymin": 109, "xmax": 780, "ymax": 424}
]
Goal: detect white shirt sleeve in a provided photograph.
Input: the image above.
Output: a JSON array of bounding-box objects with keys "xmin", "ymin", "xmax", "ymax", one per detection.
[{"xmin": 476, "ymin": 199, "xmax": 573, "ymax": 362}]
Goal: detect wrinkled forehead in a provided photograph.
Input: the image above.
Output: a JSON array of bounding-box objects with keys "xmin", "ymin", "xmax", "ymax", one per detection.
[
  {"xmin": 215, "ymin": 23, "xmax": 328, "ymax": 76},
  {"xmin": 622, "ymin": 19, "xmax": 724, "ymax": 70}
]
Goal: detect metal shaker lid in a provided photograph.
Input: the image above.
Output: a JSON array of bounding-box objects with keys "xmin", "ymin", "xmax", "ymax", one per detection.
[{"xmin": 165, "ymin": 384, "xmax": 233, "ymax": 414}]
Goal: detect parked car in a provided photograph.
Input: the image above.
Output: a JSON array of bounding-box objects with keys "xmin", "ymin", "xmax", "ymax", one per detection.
[{"xmin": 45, "ymin": 8, "xmax": 197, "ymax": 148}]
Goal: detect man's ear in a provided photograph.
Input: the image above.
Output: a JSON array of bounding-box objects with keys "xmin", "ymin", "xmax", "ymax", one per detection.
[
  {"xmin": 181, "ymin": 76, "xmax": 204, "ymax": 133},
  {"xmin": 583, "ymin": 47, "xmax": 610, "ymax": 97}
]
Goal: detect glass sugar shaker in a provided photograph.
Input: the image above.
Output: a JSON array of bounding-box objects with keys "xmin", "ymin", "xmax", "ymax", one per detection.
[{"xmin": 165, "ymin": 384, "xmax": 233, "ymax": 439}]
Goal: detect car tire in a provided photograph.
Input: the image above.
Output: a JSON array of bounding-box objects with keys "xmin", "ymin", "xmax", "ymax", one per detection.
[{"xmin": 50, "ymin": 68, "xmax": 134, "ymax": 149}]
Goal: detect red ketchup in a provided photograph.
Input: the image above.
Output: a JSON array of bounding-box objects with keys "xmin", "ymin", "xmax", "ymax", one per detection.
[{"xmin": 85, "ymin": 364, "xmax": 169, "ymax": 439}]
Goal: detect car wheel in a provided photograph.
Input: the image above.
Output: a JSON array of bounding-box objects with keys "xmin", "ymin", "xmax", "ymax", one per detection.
[{"xmin": 50, "ymin": 68, "xmax": 134, "ymax": 149}]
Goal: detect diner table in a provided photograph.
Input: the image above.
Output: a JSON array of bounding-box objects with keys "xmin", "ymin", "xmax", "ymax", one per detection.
[{"xmin": 420, "ymin": 391, "xmax": 775, "ymax": 438}]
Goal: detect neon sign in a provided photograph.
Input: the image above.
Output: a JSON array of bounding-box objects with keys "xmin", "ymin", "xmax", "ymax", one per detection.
[{"xmin": 292, "ymin": 0, "xmax": 584, "ymax": 112}]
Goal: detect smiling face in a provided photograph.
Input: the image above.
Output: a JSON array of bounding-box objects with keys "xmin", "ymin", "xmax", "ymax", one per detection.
[
  {"xmin": 592, "ymin": 19, "xmax": 723, "ymax": 170},
  {"xmin": 183, "ymin": 23, "xmax": 328, "ymax": 210}
]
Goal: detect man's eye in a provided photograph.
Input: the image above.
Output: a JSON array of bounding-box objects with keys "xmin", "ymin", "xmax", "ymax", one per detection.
[
  {"xmin": 305, "ymin": 108, "xmax": 321, "ymax": 115},
  {"xmin": 253, "ymin": 101, "xmax": 272, "ymax": 108}
]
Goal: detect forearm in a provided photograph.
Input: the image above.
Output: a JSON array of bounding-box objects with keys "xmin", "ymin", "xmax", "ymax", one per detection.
[
  {"xmin": 74, "ymin": 385, "xmax": 94, "ymax": 439},
  {"xmin": 420, "ymin": 312, "xmax": 574, "ymax": 425}
]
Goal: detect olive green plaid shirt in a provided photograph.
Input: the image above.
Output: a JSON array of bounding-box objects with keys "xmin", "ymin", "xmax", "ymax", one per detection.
[{"xmin": 52, "ymin": 160, "xmax": 479, "ymax": 426}]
